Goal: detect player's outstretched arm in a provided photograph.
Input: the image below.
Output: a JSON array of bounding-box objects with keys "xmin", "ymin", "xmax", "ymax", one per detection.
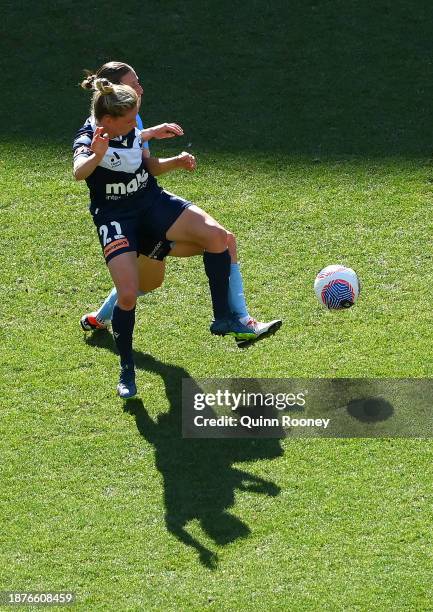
[
  {"xmin": 144, "ymin": 151, "xmax": 196, "ymax": 176},
  {"xmin": 141, "ymin": 122, "xmax": 184, "ymax": 142}
]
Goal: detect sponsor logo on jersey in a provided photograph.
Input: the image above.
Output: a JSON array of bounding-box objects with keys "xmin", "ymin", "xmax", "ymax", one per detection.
[
  {"xmin": 104, "ymin": 238, "xmax": 130, "ymax": 258},
  {"xmin": 106, "ymin": 168, "xmax": 148, "ymax": 197}
]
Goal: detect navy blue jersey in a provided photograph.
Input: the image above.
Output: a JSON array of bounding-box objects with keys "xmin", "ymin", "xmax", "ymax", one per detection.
[{"xmin": 73, "ymin": 117, "xmax": 160, "ymax": 214}]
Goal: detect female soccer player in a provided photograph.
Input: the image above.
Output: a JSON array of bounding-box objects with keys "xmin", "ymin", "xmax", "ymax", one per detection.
[
  {"xmin": 78, "ymin": 62, "xmax": 281, "ymax": 346},
  {"xmin": 79, "ymin": 61, "xmax": 195, "ymax": 314},
  {"xmin": 73, "ymin": 78, "xmax": 281, "ymax": 398}
]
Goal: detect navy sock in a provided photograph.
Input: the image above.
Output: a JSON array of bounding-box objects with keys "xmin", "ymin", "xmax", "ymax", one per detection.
[
  {"xmin": 112, "ymin": 305, "xmax": 135, "ymax": 367},
  {"xmin": 203, "ymin": 250, "xmax": 231, "ymax": 320}
]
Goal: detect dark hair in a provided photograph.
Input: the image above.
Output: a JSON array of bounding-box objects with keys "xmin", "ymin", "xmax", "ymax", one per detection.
[
  {"xmin": 91, "ymin": 78, "xmax": 138, "ymax": 121},
  {"xmin": 81, "ymin": 61, "xmax": 134, "ymax": 90}
]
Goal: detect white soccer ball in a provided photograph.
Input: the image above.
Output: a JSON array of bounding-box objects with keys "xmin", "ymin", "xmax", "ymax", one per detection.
[{"xmin": 314, "ymin": 265, "xmax": 360, "ymax": 309}]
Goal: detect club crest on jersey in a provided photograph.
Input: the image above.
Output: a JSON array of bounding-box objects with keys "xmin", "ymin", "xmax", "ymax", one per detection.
[
  {"xmin": 106, "ymin": 168, "xmax": 149, "ymax": 198},
  {"xmin": 109, "ymin": 151, "xmax": 121, "ymax": 168}
]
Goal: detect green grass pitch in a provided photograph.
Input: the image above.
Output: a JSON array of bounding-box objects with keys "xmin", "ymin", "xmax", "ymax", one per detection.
[{"xmin": 1, "ymin": 1, "xmax": 433, "ymax": 609}]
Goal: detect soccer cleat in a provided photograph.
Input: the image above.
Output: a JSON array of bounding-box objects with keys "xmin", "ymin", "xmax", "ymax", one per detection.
[
  {"xmin": 210, "ymin": 317, "xmax": 257, "ymax": 340},
  {"xmin": 117, "ymin": 364, "xmax": 137, "ymax": 399},
  {"xmin": 245, "ymin": 318, "xmax": 282, "ymax": 337},
  {"xmin": 80, "ymin": 311, "xmax": 111, "ymax": 332},
  {"xmin": 236, "ymin": 318, "xmax": 283, "ymax": 347}
]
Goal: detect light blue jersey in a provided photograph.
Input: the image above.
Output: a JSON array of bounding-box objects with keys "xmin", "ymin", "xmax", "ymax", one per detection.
[{"xmin": 136, "ymin": 114, "xmax": 149, "ymax": 151}]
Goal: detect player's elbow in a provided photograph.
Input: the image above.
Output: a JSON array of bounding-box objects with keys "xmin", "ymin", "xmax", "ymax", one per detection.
[{"xmin": 73, "ymin": 166, "xmax": 84, "ymax": 181}]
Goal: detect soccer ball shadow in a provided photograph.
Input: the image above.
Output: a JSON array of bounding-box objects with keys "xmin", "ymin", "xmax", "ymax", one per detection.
[{"xmin": 346, "ymin": 396, "xmax": 394, "ymax": 423}]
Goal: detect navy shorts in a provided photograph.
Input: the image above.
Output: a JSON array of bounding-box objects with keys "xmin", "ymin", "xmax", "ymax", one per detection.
[{"xmin": 93, "ymin": 190, "xmax": 192, "ymax": 263}]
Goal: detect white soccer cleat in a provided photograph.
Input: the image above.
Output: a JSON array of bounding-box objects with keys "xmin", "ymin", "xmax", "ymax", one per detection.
[
  {"xmin": 244, "ymin": 318, "xmax": 283, "ymax": 337},
  {"xmin": 235, "ymin": 318, "xmax": 283, "ymax": 346}
]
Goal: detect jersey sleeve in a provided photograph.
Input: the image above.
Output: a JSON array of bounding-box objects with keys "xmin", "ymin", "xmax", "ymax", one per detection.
[{"xmin": 72, "ymin": 120, "xmax": 94, "ymax": 160}]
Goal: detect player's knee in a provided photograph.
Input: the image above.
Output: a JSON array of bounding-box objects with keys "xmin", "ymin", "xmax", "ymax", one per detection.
[
  {"xmin": 116, "ymin": 287, "xmax": 137, "ymax": 310},
  {"xmin": 227, "ymin": 231, "xmax": 238, "ymax": 260},
  {"xmin": 207, "ymin": 226, "xmax": 228, "ymax": 252},
  {"xmin": 117, "ymin": 296, "xmax": 137, "ymax": 310}
]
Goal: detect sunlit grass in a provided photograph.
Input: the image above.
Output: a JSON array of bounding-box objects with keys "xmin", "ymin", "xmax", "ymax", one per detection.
[
  {"xmin": 2, "ymin": 0, "xmax": 433, "ymax": 606},
  {"xmin": 1, "ymin": 140, "xmax": 433, "ymax": 608}
]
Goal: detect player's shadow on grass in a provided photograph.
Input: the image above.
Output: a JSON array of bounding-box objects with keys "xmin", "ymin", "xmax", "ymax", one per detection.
[{"xmin": 85, "ymin": 333, "xmax": 283, "ymax": 569}]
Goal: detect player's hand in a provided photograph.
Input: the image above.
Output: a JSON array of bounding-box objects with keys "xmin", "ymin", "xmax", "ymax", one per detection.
[
  {"xmin": 146, "ymin": 123, "xmax": 184, "ymax": 140},
  {"xmin": 177, "ymin": 151, "xmax": 196, "ymax": 171},
  {"xmin": 91, "ymin": 126, "xmax": 109, "ymax": 158}
]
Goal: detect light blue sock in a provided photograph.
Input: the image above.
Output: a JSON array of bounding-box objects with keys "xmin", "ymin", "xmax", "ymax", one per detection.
[
  {"xmin": 228, "ymin": 263, "xmax": 249, "ymax": 320},
  {"xmin": 96, "ymin": 288, "xmax": 149, "ymax": 322},
  {"xmin": 96, "ymin": 287, "xmax": 118, "ymax": 322}
]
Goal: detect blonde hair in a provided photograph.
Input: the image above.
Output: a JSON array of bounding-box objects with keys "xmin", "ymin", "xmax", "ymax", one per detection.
[{"xmin": 91, "ymin": 78, "xmax": 138, "ymax": 121}]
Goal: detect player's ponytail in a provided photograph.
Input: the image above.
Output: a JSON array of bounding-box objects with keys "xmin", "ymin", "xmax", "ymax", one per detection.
[
  {"xmin": 80, "ymin": 75, "xmax": 116, "ymax": 95},
  {"xmin": 80, "ymin": 72, "xmax": 97, "ymax": 90},
  {"xmin": 94, "ymin": 78, "xmax": 114, "ymax": 95}
]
